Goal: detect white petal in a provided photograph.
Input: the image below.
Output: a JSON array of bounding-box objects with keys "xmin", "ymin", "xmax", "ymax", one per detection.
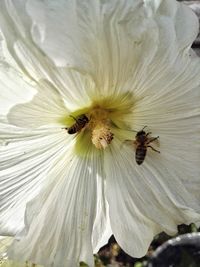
[
  {"xmin": 128, "ymin": 57, "xmax": 200, "ymax": 134},
  {"xmin": 0, "ymin": 123, "xmax": 70, "ymax": 236},
  {"xmin": 0, "ymin": 0, "xmax": 42, "ymax": 80},
  {"xmin": 8, "ymin": 150, "xmax": 108, "ymax": 267},
  {"xmin": 127, "ymin": 14, "xmax": 200, "ymax": 128},
  {"xmin": 7, "ymin": 79, "xmax": 68, "ymax": 128},
  {"xmin": 0, "ymin": 64, "xmax": 35, "ymax": 115},
  {"xmin": 0, "ymin": 0, "xmax": 61, "ymax": 84},
  {"xmin": 92, "ymin": 180, "xmax": 112, "ymax": 254},
  {"xmin": 0, "ymin": 1, "xmax": 99, "ymax": 110},
  {"xmin": 130, "ymin": 68, "xmax": 200, "ymax": 135},
  {"xmin": 50, "ymin": 69, "xmax": 97, "ymax": 111},
  {"xmin": 152, "ymin": 0, "xmax": 199, "ymax": 69},
  {"xmin": 26, "ymin": 0, "xmax": 159, "ymax": 96},
  {"xmin": 105, "ymin": 139, "xmax": 200, "ymax": 257},
  {"xmin": 25, "ymin": 0, "xmax": 199, "ymax": 99},
  {"xmin": 145, "ymin": 0, "xmax": 199, "ymax": 50},
  {"xmin": 121, "ymin": 0, "xmax": 200, "ymax": 100},
  {"xmin": 174, "ymin": 2, "xmax": 199, "ymax": 50},
  {"xmin": 1, "ymin": 0, "xmax": 198, "ymax": 106}
]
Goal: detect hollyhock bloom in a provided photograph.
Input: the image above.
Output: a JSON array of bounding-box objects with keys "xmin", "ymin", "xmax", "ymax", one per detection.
[{"xmin": 0, "ymin": 0, "xmax": 200, "ymax": 266}]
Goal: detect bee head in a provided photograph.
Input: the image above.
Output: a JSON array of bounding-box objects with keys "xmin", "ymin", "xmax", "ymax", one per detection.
[{"xmin": 136, "ymin": 130, "xmax": 146, "ymax": 137}]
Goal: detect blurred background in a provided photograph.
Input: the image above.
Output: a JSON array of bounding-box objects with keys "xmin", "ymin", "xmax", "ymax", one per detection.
[{"xmin": 92, "ymin": 224, "xmax": 200, "ymax": 267}]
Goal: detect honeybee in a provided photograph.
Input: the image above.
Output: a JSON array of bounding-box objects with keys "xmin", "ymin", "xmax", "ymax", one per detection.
[
  {"xmin": 134, "ymin": 126, "xmax": 160, "ymax": 165},
  {"xmin": 66, "ymin": 114, "xmax": 89, "ymax": 134}
]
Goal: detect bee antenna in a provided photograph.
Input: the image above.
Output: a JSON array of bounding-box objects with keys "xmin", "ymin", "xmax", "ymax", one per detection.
[
  {"xmin": 69, "ymin": 115, "xmax": 78, "ymax": 122},
  {"xmin": 142, "ymin": 125, "xmax": 147, "ymax": 131}
]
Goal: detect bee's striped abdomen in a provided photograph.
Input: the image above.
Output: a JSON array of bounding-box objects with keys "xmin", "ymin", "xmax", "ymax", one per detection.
[
  {"xmin": 67, "ymin": 114, "xmax": 89, "ymax": 134},
  {"xmin": 135, "ymin": 145, "xmax": 147, "ymax": 165}
]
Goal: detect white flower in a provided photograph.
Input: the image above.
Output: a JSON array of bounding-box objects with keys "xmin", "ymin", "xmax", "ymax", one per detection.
[{"xmin": 0, "ymin": 0, "xmax": 200, "ymax": 266}]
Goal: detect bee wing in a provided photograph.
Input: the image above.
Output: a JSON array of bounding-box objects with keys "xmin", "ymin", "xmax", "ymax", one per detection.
[
  {"xmin": 124, "ymin": 140, "xmax": 133, "ymax": 145},
  {"xmin": 154, "ymin": 138, "xmax": 160, "ymax": 147}
]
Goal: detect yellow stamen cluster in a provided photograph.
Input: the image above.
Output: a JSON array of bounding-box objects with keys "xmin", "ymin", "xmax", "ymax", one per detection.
[{"xmin": 88, "ymin": 108, "xmax": 114, "ymax": 149}]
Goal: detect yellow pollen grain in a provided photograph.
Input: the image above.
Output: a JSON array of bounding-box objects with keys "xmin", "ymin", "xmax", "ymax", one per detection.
[{"xmin": 88, "ymin": 108, "xmax": 114, "ymax": 149}]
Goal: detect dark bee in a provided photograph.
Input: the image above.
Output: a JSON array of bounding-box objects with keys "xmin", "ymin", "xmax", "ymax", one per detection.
[
  {"xmin": 67, "ymin": 114, "xmax": 89, "ymax": 134},
  {"xmin": 134, "ymin": 126, "xmax": 160, "ymax": 165}
]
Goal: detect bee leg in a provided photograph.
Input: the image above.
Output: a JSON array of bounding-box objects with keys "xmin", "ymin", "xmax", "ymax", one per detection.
[
  {"xmin": 147, "ymin": 136, "xmax": 159, "ymax": 144},
  {"xmin": 146, "ymin": 132, "xmax": 152, "ymax": 137},
  {"xmin": 147, "ymin": 145, "xmax": 160, "ymax": 153}
]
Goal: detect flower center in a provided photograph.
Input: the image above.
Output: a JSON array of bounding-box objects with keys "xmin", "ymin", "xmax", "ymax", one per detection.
[{"xmin": 62, "ymin": 92, "xmax": 135, "ymax": 155}]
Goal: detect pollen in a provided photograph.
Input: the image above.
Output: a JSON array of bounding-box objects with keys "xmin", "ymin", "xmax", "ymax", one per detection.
[
  {"xmin": 88, "ymin": 108, "xmax": 114, "ymax": 149},
  {"xmin": 85, "ymin": 107, "xmax": 114, "ymax": 149}
]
